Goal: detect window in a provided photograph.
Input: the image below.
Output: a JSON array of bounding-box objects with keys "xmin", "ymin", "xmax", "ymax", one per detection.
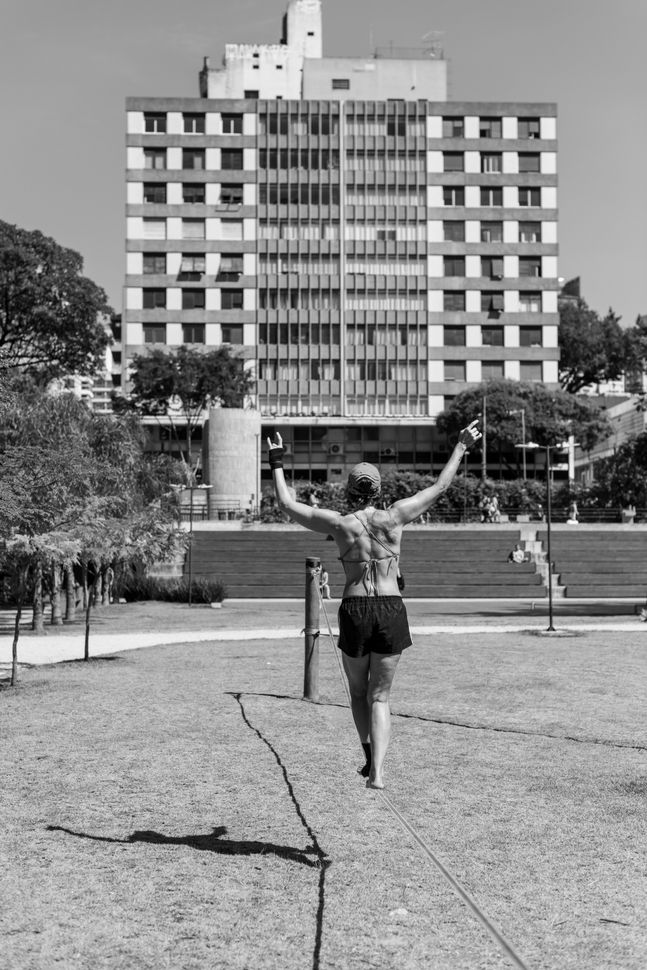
[
  {"xmin": 244, "ymin": 90, "xmax": 259, "ymax": 99},
  {"xmin": 481, "ymin": 325, "xmax": 504, "ymax": 346},
  {"xmin": 442, "ymin": 117, "xmax": 464, "ymax": 138},
  {"xmin": 222, "ymin": 324, "xmax": 244, "ymax": 343},
  {"xmin": 520, "ymin": 362, "xmax": 543, "ymax": 382},
  {"xmin": 143, "ymin": 183, "xmax": 166, "ymax": 204},
  {"xmin": 518, "ymin": 117, "xmax": 541, "ymax": 140},
  {"xmin": 221, "ymin": 289, "xmax": 244, "ymax": 310},
  {"xmin": 444, "ymin": 291, "xmax": 466, "ymax": 311},
  {"xmin": 519, "ymin": 257, "xmax": 542, "ymax": 278},
  {"xmin": 143, "ymin": 288, "xmax": 166, "ymax": 309},
  {"xmin": 520, "ymin": 327, "xmax": 543, "ymax": 347},
  {"xmin": 332, "ymin": 78, "xmax": 350, "ymax": 90},
  {"xmin": 144, "ymin": 112, "xmax": 166, "ymax": 133},
  {"xmin": 143, "ymin": 253, "xmax": 166, "ymax": 275},
  {"xmin": 144, "ymin": 149, "xmax": 166, "ymax": 170},
  {"xmin": 483, "ymin": 292, "xmax": 504, "ymax": 313},
  {"xmin": 220, "ymin": 219, "xmax": 243, "ymax": 240},
  {"xmin": 444, "ymin": 152, "xmax": 464, "ymax": 172},
  {"xmin": 519, "ymin": 221, "xmax": 541, "ymax": 243},
  {"xmin": 217, "ymin": 254, "xmax": 243, "ymax": 280},
  {"xmin": 222, "ymin": 113, "xmax": 243, "ymax": 134},
  {"xmin": 183, "ymin": 113, "xmax": 205, "ymax": 134},
  {"xmin": 376, "ymin": 229, "xmax": 397, "ymax": 241},
  {"xmin": 182, "ymin": 218, "xmax": 205, "ymax": 240},
  {"xmin": 142, "ymin": 218, "xmax": 166, "ymax": 239},
  {"xmin": 479, "ymin": 117, "xmax": 502, "ymax": 138},
  {"xmin": 143, "ymin": 324, "xmax": 166, "ymax": 344},
  {"xmin": 482, "ymin": 361, "xmax": 504, "ymax": 379},
  {"xmin": 443, "ymin": 186, "xmax": 465, "ymax": 206},
  {"xmin": 480, "ymin": 187, "xmax": 503, "ymax": 206},
  {"xmin": 518, "ymin": 187, "xmax": 541, "ymax": 207},
  {"xmin": 444, "ymin": 256, "xmax": 465, "ymax": 276},
  {"xmin": 444, "ymin": 325, "xmax": 466, "ymax": 346},
  {"xmin": 182, "ymin": 323, "xmax": 205, "ymax": 343},
  {"xmin": 386, "ymin": 117, "xmax": 407, "ymax": 136},
  {"xmin": 481, "ymin": 221, "xmax": 503, "ymax": 242},
  {"xmin": 519, "ymin": 292, "xmax": 542, "ymax": 313},
  {"xmin": 220, "ymin": 183, "xmax": 244, "ymax": 205},
  {"xmin": 443, "ymin": 221, "xmax": 465, "ymax": 242},
  {"xmin": 481, "ymin": 153, "xmax": 502, "ymax": 173},
  {"xmin": 481, "ymin": 256, "xmax": 504, "ymax": 279},
  {"xmin": 444, "ymin": 361, "xmax": 466, "ymax": 381},
  {"xmin": 182, "ymin": 183, "xmax": 205, "ymax": 204},
  {"xmin": 182, "ymin": 289, "xmax": 205, "ymax": 309},
  {"xmin": 519, "ymin": 153, "xmax": 540, "ymax": 173},
  {"xmin": 179, "ymin": 254, "xmax": 205, "ymax": 280},
  {"xmin": 221, "ymin": 149, "xmax": 243, "ymax": 170},
  {"xmin": 183, "ymin": 149, "xmax": 205, "ymax": 170}
]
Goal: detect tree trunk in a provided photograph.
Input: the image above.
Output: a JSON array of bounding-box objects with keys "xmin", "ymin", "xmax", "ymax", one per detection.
[
  {"xmin": 10, "ymin": 577, "xmax": 24, "ymax": 687},
  {"xmin": 81, "ymin": 562, "xmax": 88, "ymax": 609},
  {"xmin": 51, "ymin": 564, "xmax": 63, "ymax": 625},
  {"xmin": 64, "ymin": 563, "xmax": 76, "ymax": 621},
  {"xmin": 84, "ymin": 583, "xmax": 95, "ymax": 661},
  {"xmin": 32, "ymin": 561, "xmax": 45, "ymax": 634}
]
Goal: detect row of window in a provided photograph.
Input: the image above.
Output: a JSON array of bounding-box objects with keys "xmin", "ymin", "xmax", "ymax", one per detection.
[
  {"xmin": 143, "ymin": 323, "xmax": 243, "ymax": 344},
  {"xmin": 443, "ymin": 152, "xmax": 541, "ymax": 173},
  {"xmin": 143, "ymin": 148, "xmax": 242, "ymax": 170},
  {"xmin": 444, "ymin": 325, "xmax": 542, "ymax": 347},
  {"xmin": 259, "ymin": 149, "xmax": 339, "ymax": 170},
  {"xmin": 443, "ymin": 186, "xmax": 543, "ymax": 206},
  {"xmin": 442, "ymin": 117, "xmax": 540, "ymax": 139},
  {"xmin": 442, "ymin": 256, "xmax": 543, "ymax": 278},
  {"xmin": 137, "ymin": 284, "xmax": 548, "ymax": 313},
  {"xmin": 259, "ymin": 184, "xmax": 340, "ymax": 205},
  {"xmin": 445, "ymin": 361, "xmax": 543, "ymax": 381},
  {"xmin": 257, "ymin": 259, "xmax": 427, "ymax": 275},
  {"xmin": 141, "ymin": 254, "xmax": 243, "ymax": 275},
  {"xmin": 143, "ymin": 112, "xmax": 242, "ymax": 134},
  {"xmin": 141, "ymin": 218, "xmax": 244, "ymax": 240},
  {"xmin": 142, "ymin": 183, "xmax": 243, "ymax": 204}
]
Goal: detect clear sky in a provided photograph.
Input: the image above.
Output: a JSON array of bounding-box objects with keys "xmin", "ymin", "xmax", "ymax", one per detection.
[{"xmin": 1, "ymin": 0, "xmax": 645, "ymax": 326}]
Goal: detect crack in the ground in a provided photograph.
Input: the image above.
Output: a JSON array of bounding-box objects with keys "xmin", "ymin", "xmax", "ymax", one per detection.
[{"xmin": 229, "ymin": 692, "xmax": 330, "ymax": 970}]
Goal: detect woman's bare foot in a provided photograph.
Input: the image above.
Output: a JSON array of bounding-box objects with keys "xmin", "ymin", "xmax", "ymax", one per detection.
[{"xmin": 367, "ymin": 771, "xmax": 384, "ymax": 790}]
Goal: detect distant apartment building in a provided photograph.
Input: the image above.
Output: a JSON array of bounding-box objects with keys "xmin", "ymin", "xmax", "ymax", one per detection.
[{"xmin": 124, "ymin": 0, "xmax": 559, "ymax": 481}]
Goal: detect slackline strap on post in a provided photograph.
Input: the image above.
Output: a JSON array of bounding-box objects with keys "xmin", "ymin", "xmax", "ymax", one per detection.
[
  {"xmin": 315, "ymin": 584, "xmax": 531, "ymax": 970},
  {"xmin": 304, "ymin": 557, "xmax": 321, "ymax": 702}
]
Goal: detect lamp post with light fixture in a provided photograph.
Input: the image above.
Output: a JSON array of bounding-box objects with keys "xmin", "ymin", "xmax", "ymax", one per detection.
[{"xmin": 170, "ymin": 482, "xmax": 212, "ymax": 606}]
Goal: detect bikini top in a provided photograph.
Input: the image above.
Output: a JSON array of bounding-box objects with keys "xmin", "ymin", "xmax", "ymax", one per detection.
[{"xmin": 338, "ymin": 512, "xmax": 399, "ymax": 595}]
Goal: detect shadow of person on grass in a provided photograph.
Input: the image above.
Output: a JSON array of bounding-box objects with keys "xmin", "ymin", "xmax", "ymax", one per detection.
[{"xmin": 46, "ymin": 824, "xmax": 322, "ymax": 868}]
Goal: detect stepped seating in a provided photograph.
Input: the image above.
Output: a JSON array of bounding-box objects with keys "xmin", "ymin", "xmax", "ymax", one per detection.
[
  {"xmin": 187, "ymin": 529, "xmax": 546, "ymax": 598},
  {"xmin": 538, "ymin": 530, "xmax": 647, "ymax": 597}
]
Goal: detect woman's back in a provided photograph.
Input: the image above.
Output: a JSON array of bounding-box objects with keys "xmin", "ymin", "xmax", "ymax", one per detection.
[{"xmin": 335, "ymin": 506, "xmax": 403, "ymax": 597}]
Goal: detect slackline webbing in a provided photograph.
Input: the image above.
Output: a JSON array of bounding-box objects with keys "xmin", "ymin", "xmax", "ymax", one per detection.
[{"xmin": 315, "ymin": 582, "xmax": 531, "ymax": 970}]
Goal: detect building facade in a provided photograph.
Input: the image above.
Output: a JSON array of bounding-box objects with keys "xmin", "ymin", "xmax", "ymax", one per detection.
[{"xmin": 124, "ymin": 0, "xmax": 559, "ymax": 483}]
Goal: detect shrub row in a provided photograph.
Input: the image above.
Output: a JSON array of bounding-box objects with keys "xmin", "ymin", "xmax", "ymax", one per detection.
[{"xmin": 114, "ymin": 576, "xmax": 226, "ymax": 604}]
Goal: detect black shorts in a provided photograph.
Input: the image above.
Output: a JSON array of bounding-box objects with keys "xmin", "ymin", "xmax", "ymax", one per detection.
[{"xmin": 337, "ymin": 596, "xmax": 412, "ymax": 658}]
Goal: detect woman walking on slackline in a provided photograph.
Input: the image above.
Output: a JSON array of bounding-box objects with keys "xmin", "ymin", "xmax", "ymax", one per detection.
[{"xmin": 267, "ymin": 419, "xmax": 482, "ymax": 790}]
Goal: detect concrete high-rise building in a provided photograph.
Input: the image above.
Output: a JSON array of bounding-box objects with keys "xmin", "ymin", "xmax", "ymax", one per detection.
[{"xmin": 124, "ymin": 0, "xmax": 558, "ymax": 483}]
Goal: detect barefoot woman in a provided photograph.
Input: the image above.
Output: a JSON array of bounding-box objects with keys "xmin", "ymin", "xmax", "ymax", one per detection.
[{"xmin": 267, "ymin": 420, "xmax": 481, "ymax": 789}]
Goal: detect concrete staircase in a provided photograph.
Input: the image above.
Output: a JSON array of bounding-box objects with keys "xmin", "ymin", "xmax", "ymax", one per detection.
[
  {"xmin": 536, "ymin": 528, "xmax": 647, "ymax": 598},
  {"xmin": 186, "ymin": 527, "xmax": 547, "ymax": 599}
]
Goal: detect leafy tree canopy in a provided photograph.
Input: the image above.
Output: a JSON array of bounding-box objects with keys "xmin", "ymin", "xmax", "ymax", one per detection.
[
  {"xmin": 0, "ymin": 220, "xmax": 111, "ymax": 379},
  {"xmin": 558, "ymin": 297, "xmax": 628, "ymax": 394},
  {"xmin": 591, "ymin": 432, "xmax": 647, "ymax": 507},
  {"xmin": 436, "ymin": 379, "xmax": 611, "ymax": 453},
  {"xmin": 119, "ymin": 345, "xmax": 255, "ymax": 475}
]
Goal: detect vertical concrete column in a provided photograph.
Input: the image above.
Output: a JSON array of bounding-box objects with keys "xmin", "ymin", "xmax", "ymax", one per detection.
[{"xmin": 203, "ymin": 408, "xmax": 262, "ymax": 518}]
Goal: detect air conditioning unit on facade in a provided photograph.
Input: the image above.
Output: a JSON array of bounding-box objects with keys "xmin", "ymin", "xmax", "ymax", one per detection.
[
  {"xmin": 328, "ymin": 443, "xmax": 344, "ymax": 456},
  {"xmin": 381, "ymin": 447, "xmax": 396, "ymax": 458}
]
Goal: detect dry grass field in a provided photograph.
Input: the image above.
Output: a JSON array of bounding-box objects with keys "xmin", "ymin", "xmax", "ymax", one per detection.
[{"xmin": 2, "ymin": 612, "xmax": 647, "ymax": 969}]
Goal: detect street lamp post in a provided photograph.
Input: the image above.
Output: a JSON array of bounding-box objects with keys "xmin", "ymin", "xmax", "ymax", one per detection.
[{"xmin": 171, "ymin": 482, "xmax": 212, "ymax": 606}]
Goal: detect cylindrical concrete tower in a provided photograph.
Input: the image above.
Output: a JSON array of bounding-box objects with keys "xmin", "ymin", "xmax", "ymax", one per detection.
[{"xmin": 203, "ymin": 408, "xmax": 262, "ymax": 517}]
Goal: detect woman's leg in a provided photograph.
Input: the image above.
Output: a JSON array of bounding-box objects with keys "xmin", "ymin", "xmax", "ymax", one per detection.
[
  {"xmin": 342, "ymin": 652, "xmax": 371, "ymax": 749},
  {"xmin": 367, "ymin": 652, "xmax": 401, "ymax": 789}
]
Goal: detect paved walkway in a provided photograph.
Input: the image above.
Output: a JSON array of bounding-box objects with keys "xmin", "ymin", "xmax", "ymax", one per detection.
[{"xmin": 1, "ymin": 596, "xmax": 644, "ymax": 667}]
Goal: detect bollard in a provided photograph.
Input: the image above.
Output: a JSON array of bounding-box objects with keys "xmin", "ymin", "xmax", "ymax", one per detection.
[{"xmin": 304, "ymin": 556, "xmax": 321, "ymax": 701}]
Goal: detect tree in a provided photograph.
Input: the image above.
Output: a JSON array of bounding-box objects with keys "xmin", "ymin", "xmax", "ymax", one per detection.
[
  {"xmin": 121, "ymin": 346, "xmax": 255, "ymax": 478},
  {"xmin": 0, "ymin": 220, "xmax": 111, "ymax": 379},
  {"xmin": 558, "ymin": 297, "xmax": 628, "ymax": 393},
  {"xmin": 436, "ymin": 380, "xmax": 611, "ymax": 470},
  {"xmin": 590, "ymin": 433, "xmax": 647, "ymax": 508}
]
